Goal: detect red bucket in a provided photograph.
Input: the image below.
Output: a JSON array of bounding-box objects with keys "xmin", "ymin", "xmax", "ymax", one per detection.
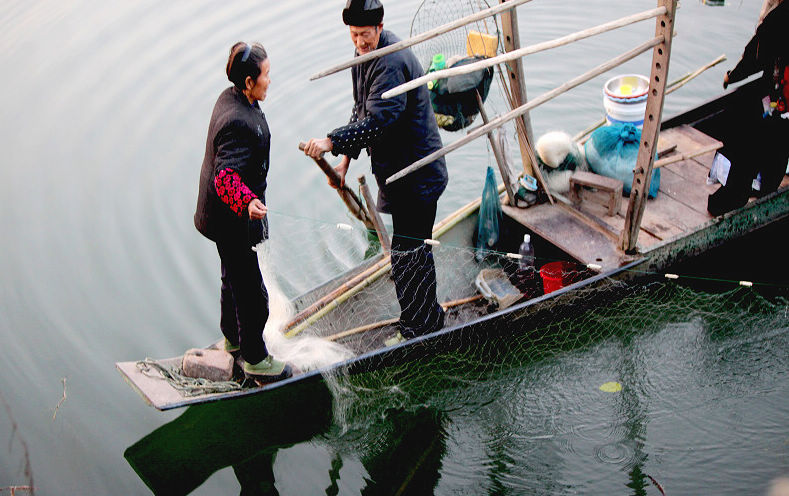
[{"xmin": 540, "ymin": 261, "xmax": 582, "ymax": 294}]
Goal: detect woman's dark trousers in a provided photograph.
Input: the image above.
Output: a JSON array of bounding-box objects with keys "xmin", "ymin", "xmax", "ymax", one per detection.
[{"xmin": 216, "ymin": 239, "xmax": 269, "ymax": 364}]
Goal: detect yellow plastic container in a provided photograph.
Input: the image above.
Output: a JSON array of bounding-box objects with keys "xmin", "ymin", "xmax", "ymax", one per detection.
[{"xmin": 466, "ymin": 31, "xmax": 498, "ymax": 58}]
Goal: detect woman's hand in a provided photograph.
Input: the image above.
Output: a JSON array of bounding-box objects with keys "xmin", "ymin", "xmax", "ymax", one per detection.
[
  {"xmin": 303, "ymin": 137, "xmax": 333, "ymax": 159},
  {"xmin": 247, "ymin": 198, "xmax": 267, "ymax": 220},
  {"xmin": 331, "ymin": 155, "xmax": 351, "ymax": 189}
]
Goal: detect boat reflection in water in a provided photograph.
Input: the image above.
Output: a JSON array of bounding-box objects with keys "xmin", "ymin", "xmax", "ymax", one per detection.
[{"xmin": 125, "ymin": 378, "xmax": 448, "ymax": 495}]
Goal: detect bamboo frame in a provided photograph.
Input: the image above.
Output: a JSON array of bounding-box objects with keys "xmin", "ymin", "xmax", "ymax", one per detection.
[
  {"xmin": 475, "ymin": 90, "xmax": 517, "ymax": 205},
  {"xmin": 308, "ymin": 0, "xmax": 534, "ymax": 81},
  {"xmin": 386, "ymin": 35, "xmax": 663, "ymax": 185},
  {"xmin": 382, "ymin": 7, "xmax": 666, "ymax": 99}
]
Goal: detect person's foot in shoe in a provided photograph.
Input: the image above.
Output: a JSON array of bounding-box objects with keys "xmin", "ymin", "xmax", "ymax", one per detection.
[
  {"xmin": 221, "ymin": 338, "xmax": 240, "ymax": 357},
  {"xmin": 243, "ymin": 355, "xmax": 293, "ymax": 383},
  {"xmin": 384, "ymin": 331, "xmax": 407, "ymax": 347}
]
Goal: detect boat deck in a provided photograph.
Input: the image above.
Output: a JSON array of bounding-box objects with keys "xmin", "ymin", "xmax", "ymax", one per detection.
[{"xmin": 503, "ymin": 125, "xmax": 788, "ymax": 270}]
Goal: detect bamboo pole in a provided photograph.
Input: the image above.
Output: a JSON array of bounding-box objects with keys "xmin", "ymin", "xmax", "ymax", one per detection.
[
  {"xmin": 308, "ymin": 0, "xmax": 535, "ymax": 81},
  {"xmin": 285, "ymin": 263, "xmax": 392, "ymax": 338},
  {"xmin": 382, "ymin": 7, "xmax": 666, "ymax": 100},
  {"xmin": 298, "ymin": 142, "xmax": 376, "ymax": 231},
  {"xmin": 386, "ymin": 36, "xmax": 664, "ymax": 185},
  {"xmin": 358, "ymin": 175, "xmax": 391, "ymax": 253},
  {"xmin": 621, "ymin": 0, "xmax": 678, "ymax": 253},
  {"xmin": 653, "ymin": 141, "xmax": 722, "ymax": 168},
  {"xmin": 475, "ymin": 90, "xmax": 517, "ymax": 205},
  {"xmin": 665, "ymin": 54, "xmax": 726, "ymax": 95},
  {"xmin": 573, "ymin": 54, "xmax": 727, "ymax": 144},
  {"xmin": 284, "ymin": 257, "xmax": 390, "ymax": 332}
]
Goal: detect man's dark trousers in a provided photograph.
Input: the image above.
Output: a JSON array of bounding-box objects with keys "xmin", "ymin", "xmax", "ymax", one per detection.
[{"xmin": 389, "ymin": 198, "xmax": 445, "ymax": 338}]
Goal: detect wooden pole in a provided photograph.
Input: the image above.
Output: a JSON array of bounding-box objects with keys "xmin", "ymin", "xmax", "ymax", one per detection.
[
  {"xmin": 382, "ymin": 7, "xmax": 666, "ymax": 99},
  {"xmin": 665, "ymin": 54, "xmax": 726, "ymax": 95},
  {"xmin": 574, "ymin": 54, "xmax": 727, "ymax": 144},
  {"xmin": 386, "ymin": 36, "xmax": 663, "ymax": 185},
  {"xmin": 620, "ymin": 0, "xmax": 678, "ymax": 253},
  {"xmin": 358, "ymin": 175, "xmax": 391, "ymax": 253},
  {"xmin": 298, "ymin": 142, "xmax": 376, "ymax": 231},
  {"xmin": 475, "ymin": 90, "xmax": 517, "ymax": 205},
  {"xmin": 653, "ymin": 141, "xmax": 722, "ymax": 168},
  {"xmin": 308, "ymin": 0, "xmax": 535, "ymax": 81},
  {"xmin": 499, "ymin": 0, "xmax": 536, "ymax": 178}
]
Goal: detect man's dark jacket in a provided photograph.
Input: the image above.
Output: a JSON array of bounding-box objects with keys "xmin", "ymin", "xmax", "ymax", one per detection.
[
  {"xmin": 329, "ymin": 30, "xmax": 448, "ymax": 212},
  {"xmin": 195, "ymin": 86, "xmax": 270, "ymax": 245}
]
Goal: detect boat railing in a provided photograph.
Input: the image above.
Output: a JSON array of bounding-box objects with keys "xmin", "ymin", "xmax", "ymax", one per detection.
[{"xmin": 310, "ymin": 0, "xmax": 679, "ymax": 253}]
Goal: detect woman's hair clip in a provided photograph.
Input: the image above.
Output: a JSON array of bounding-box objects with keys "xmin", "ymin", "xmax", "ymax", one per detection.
[{"xmin": 241, "ymin": 43, "xmax": 252, "ymax": 62}]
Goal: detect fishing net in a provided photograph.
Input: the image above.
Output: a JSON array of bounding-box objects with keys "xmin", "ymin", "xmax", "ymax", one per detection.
[
  {"xmin": 127, "ymin": 271, "xmax": 789, "ymax": 494},
  {"xmin": 135, "ymin": 193, "xmax": 788, "ymax": 407}
]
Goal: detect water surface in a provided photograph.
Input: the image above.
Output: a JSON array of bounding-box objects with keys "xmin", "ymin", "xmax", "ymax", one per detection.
[{"xmin": 2, "ymin": 1, "xmax": 786, "ymax": 494}]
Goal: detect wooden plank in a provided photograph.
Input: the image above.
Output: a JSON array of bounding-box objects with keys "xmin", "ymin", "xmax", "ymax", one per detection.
[
  {"xmin": 640, "ymin": 186, "xmax": 711, "ymax": 239},
  {"xmin": 657, "ymin": 166, "xmax": 716, "ymax": 217},
  {"xmin": 658, "ymin": 125, "xmax": 720, "ymax": 165},
  {"xmin": 500, "ymin": 0, "xmax": 535, "ymax": 152},
  {"xmin": 117, "ymin": 359, "xmax": 193, "ymax": 410},
  {"xmin": 621, "ymin": 0, "xmax": 678, "ymax": 252},
  {"xmin": 502, "ymin": 203, "xmax": 627, "ymax": 270}
]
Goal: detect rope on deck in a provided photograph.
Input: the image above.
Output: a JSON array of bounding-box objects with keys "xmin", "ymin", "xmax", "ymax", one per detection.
[{"xmin": 136, "ymin": 358, "xmax": 243, "ymax": 397}]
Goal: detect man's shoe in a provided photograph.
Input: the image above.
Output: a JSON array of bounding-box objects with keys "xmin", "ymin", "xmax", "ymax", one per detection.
[
  {"xmin": 243, "ymin": 356, "xmax": 293, "ymax": 383},
  {"xmin": 384, "ymin": 332, "xmax": 407, "ymax": 347}
]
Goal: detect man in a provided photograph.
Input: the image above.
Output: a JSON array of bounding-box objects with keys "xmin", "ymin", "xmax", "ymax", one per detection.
[{"xmin": 304, "ymin": 0, "xmax": 448, "ymax": 342}]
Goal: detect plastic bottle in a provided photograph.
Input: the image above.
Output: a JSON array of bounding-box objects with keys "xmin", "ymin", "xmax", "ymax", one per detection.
[
  {"xmin": 429, "ymin": 53, "xmax": 446, "ymax": 72},
  {"xmin": 518, "ymin": 234, "xmax": 535, "ymax": 270},
  {"xmin": 513, "ymin": 234, "xmax": 541, "ymax": 297},
  {"xmin": 427, "ymin": 53, "xmax": 446, "ymax": 91}
]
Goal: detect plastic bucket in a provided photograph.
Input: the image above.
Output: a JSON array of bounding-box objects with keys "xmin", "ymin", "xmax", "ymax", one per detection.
[
  {"xmin": 603, "ymin": 74, "xmax": 649, "ymax": 128},
  {"xmin": 540, "ymin": 261, "xmax": 582, "ymax": 294}
]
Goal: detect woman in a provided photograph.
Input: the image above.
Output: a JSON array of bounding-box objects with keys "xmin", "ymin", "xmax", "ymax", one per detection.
[{"xmin": 194, "ymin": 42, "xmax": 291, "ymax": 382}]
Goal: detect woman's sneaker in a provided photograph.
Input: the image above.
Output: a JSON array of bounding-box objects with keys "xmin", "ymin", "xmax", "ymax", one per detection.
[
  {"xmin": 222, "ymin": 338, "xmax": 240, "ymax": 354},
  {"xmin": 243, "ymin": 356, "xmax": 293, "ymax": 383}
]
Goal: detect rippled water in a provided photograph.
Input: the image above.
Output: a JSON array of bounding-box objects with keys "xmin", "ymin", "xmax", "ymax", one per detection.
[{"xmin": 2, "ymin": 0, "xmax": 786, "ymax": 494}]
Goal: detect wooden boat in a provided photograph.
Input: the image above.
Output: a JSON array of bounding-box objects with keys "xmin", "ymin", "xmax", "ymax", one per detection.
[{"xmin": 117, "ymin": 0, "xmax": 788, "ymax": 410}]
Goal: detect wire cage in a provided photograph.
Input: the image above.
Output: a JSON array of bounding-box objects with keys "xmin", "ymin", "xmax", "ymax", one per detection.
[{"xmin": 409, "ymin": 0, "xmax": 502, "ymax": 71}]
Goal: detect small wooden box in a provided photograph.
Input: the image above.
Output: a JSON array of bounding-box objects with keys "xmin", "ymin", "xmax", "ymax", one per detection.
[{"xmin": 569, "ymin": 171, "xmax": 624, "ymax": 216}]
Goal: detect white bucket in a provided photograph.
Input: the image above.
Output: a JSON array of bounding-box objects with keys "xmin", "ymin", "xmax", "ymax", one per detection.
[{"xmin": 603, "ymin": 74, "xmax": 649, "ymax": 128}]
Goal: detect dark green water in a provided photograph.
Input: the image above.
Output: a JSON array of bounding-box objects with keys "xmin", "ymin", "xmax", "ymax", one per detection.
[{"xmin": 2, "ymin": 0, "xmax": 787, "ymax": 494}]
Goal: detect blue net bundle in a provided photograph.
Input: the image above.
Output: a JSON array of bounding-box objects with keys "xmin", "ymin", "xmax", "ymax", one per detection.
[
  {"xmin": 584, "ymin": 123, "xmax": 660, "ymax": 198},
  {"xmin": 475, "ymin": 166, "xmax": 502, "ymax": 261}
]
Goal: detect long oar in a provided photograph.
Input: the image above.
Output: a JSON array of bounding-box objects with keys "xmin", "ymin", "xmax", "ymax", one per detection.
[{"xmin": 298, "ymin": 142, "xmax": 375, "ymax": 232}]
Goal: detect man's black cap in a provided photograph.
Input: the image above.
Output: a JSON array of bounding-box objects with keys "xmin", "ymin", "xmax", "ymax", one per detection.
[{"xmin": 342, "ymin": 0, "xmax": 384, "ymax": 26}]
